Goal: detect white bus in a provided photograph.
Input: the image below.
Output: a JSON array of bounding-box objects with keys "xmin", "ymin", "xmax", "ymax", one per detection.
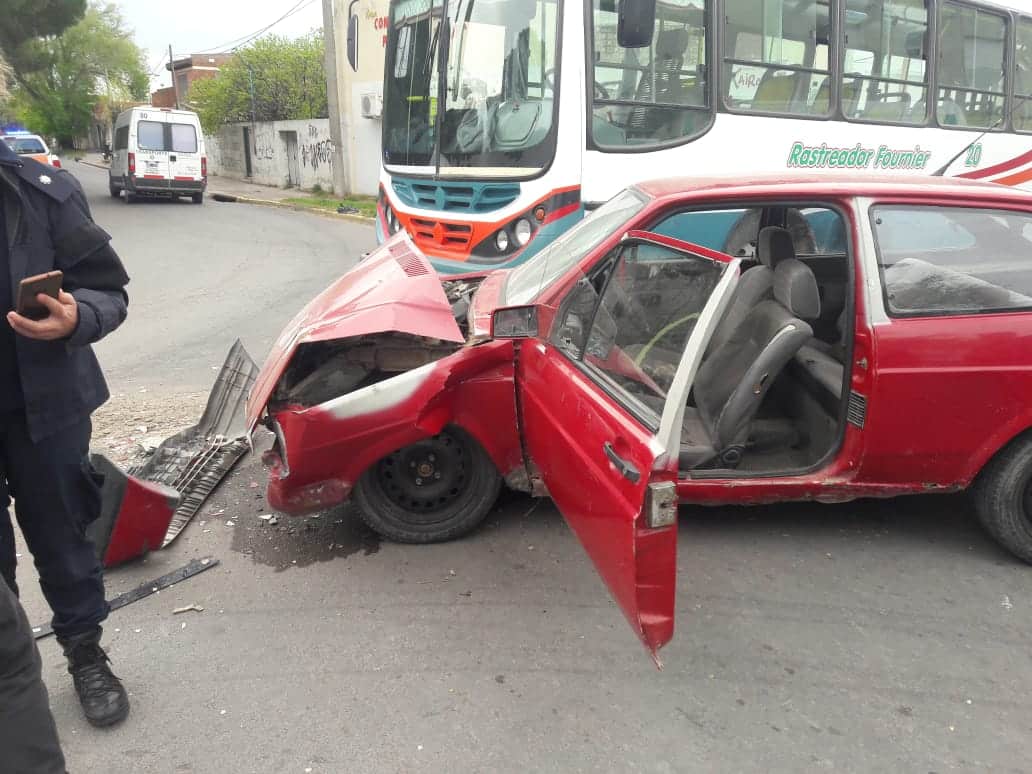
[{"xmin": 377, "ymin": 0, "xmax": 1032, "ymax": 272}]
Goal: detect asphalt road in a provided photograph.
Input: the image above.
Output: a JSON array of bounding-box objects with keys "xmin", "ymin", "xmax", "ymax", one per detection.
[
  {"xmin": 16, "ymin": 164, "xmax": 1032, "ymax": 774},
  {"xmin": 78, "ymin": 163, "xmax": 377, "ymax": 391}
]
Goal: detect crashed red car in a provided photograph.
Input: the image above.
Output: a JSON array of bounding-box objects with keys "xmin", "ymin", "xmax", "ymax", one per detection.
[{"xmin": 248, "ymin": 174, "xmax": 1032, "ymax": 660}]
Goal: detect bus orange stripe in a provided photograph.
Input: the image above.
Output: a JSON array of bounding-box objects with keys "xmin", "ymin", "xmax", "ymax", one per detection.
[{"xmin": 992, "ymin": 166, "xmax": 1032, "ymax": 187}]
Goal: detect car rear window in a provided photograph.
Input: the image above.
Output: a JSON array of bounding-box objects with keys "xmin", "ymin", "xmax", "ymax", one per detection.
[
  {"xmin": 137, "ymin": 121, "xmax": 165, "ymax": 151},
  {"xmin": 872, "ymin": 205, "xmax": 1032, "ymax": 316},
  {"xmin": 7, "ymin": 137, "xmax": 47, "ymax": 154},
  {"xmin": 170, "ymin": 123, "xmax": 197, "ymax": 153}
]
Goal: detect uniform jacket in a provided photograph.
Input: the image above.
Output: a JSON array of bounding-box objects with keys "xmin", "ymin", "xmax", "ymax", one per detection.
[{"xmin": 0, "ymin": 142, "xmax": 129, "ymax": 442}]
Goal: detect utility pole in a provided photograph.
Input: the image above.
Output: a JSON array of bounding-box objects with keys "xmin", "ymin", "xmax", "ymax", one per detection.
[
  {"xmin": 169, "ymin": 44, "xmax": 180, "ymax": 109},
  {"xmin": 322, "ymin": 0, "xmax": 349, "ymax": 196}
]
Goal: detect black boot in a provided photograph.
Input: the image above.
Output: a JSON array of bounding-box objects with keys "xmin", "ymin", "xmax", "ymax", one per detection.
[{"xmin": 60, "ymin": 628, "xmax": 130, "ymax": 727}]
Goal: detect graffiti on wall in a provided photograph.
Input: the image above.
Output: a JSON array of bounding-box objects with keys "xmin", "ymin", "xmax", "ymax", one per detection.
[
  {"xmin": 301, "ymin": 139, "xmax": 334, "ymax": 171},
  {"xmin": 253, "ymin": 136, "xmax": 275, "ymax": 160}
]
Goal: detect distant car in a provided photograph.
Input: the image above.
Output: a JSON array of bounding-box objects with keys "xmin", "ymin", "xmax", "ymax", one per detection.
[
  {"xmin": 1, "ymin": 133, "xmax": 61, "ymax": 167},
  {"xmin": 245, "ymin": 173, "xmax": 1032, "ymax": 660}
]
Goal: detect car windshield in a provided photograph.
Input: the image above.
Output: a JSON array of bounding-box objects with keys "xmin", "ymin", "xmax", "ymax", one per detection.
[
  {"xmin": 382, "ymin": 0, "xmax": 560, "ymax": 176},
  {"xmin": 7, "ymin": 136, "xmax": 46, "ymax": 154},
  {"xmin": 503, "ymin": 188, "xmax": 648, "ymax": 305}
]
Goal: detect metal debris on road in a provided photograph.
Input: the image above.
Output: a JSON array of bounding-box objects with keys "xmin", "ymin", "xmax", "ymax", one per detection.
[
  {"xmin": 173, "ymin": 604, "xmax": 205, "ymax": 615},
  {"xmin": 32, "ymin": 557, "xmax": 220, "ymax": 639},
  {"xmin": 130, "ymin": 341, "xmax": 259, "ymax": 548}
]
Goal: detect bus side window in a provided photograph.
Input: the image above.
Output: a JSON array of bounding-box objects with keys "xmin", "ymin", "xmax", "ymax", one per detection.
[
  {"xmin": 936, "ymin": 2, "xmax": 1007, "ymax": 129},
  {"xmin": 723, "ymin": 0, "xmax": 831, "ymax": 117},
  {"xmin": 843, "ymin": 0, "xmax": 930, "ymax": 126}
]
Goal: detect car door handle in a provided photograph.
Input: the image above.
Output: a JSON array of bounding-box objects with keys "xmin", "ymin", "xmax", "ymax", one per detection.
[
  {"xmin": 603, "ymin": 442, "xmax": 641, "ymax": 484},
  {"xmin": 170, "ymin": 155, "xmax": 177, "ymax": 162}
]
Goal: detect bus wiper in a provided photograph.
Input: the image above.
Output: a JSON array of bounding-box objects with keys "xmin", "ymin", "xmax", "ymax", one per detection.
[
  {"xmin": 423, "ymin": 19, "xmax": 442, "ymax": 77},
  {"xmin": 932, "ymin": 102, "xmax": 1015, "ymax": 176}
]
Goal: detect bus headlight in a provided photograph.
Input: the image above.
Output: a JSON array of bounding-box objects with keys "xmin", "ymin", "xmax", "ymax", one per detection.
[
  {"xmin": 495, "ymin": 229, "xmax": 510, "ymax": 252},
  {"xmin": 514, "ymin": 218, "xmax": 533, "ymax": 246}
]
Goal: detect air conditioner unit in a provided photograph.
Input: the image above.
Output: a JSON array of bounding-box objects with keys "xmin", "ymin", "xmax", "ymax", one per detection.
[{"xmin": 360, "ymin": 92, "xmax": 383, "ymax": 120}]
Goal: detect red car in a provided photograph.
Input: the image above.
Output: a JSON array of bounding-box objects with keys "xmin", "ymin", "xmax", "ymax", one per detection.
[{"xmin": 247, "ymin": 174, "xmax": 1032, "ymax": 660}]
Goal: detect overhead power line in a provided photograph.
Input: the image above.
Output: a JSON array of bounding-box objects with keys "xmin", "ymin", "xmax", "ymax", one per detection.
[{"xmin": 201, "ymin": 0, "xmax": 317, "ymax": 55}]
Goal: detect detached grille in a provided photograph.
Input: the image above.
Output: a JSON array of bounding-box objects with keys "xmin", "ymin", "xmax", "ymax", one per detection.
[{"xmin": 847, "ymin": 391, "xmax": 867, "ymax": 428}]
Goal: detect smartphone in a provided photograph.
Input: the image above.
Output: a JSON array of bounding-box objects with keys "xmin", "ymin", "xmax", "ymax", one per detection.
[{"xmin": 17, "ymin": 271, "xmax": 64, "ymax": 321}]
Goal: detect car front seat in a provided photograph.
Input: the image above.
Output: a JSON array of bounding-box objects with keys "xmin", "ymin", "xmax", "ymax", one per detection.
[
  {"xmin": 707, "ymin": 225, "xmax": 797, "ymax": 355},
  {"xmin": 681, "ymin": 258, "xmax": 821, "ymax": 469}
]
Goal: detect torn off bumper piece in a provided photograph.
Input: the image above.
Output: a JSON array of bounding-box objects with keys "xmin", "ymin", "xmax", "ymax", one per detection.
[{"xmin": 87, "ymin": 341, "xmax": 258, "ymax": 567}]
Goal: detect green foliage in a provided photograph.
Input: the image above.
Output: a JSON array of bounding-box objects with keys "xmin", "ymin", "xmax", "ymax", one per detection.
[
  {"xmin": 0, "ymin": 0, "xmax": 86, "ymax": 60},
  {"xmin": 8, "ymin": 2, "xmax": 148, "ymax": 146},
  {"xmin": 190, "ymin": 34, "xmax": 327, "ymax": 134}
]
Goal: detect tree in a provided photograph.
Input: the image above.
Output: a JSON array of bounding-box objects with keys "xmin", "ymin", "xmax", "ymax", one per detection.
[
  {"xmin": 0, "ymin": 0, "xmax": 86, "ymax": 63},
  {"xmin": 9, "ymin": 3, "xmax": 148, "ymax": 146},
  {"xmin": 190, "ymin": 34, "xmax": 327, "ymax": 134}
]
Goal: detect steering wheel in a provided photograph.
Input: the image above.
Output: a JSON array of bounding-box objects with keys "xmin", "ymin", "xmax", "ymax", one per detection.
[{"xmin": 542, "ymin": 68, "xmax": 610, "ymax": 100}]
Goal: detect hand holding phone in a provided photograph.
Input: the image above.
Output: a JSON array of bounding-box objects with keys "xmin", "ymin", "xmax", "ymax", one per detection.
[
  {"xmin": 17, "ymin": 271, "xmax": 64, "ymax": 321},
  {"xmin": 7, "ymin": 271, "xmax": 78, "ymax": 342}
]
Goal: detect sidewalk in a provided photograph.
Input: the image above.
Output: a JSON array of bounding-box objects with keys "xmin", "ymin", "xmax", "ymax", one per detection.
[{"xmin": 75, "ymin": 154, "xmax": 375, "ymax": 222}]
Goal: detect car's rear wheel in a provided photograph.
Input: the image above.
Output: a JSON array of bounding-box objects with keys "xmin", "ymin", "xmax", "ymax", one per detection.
[
  {"xmin": 124, "ymin": 189, "xmax": 137, "ymax": 204},
  {"xmin": 354, "ymin": 427, "xmax": 501, "ymax": 544},
  {"xmin": 973, "ymin": 435, "xmax": 1032, "ymax": 564},
  {"xmin": 191, "ymin": 193, "xmax": 204, "ymax": 204},
  {"xmin": 108, "ymin": 178, "xmax": 120, "ymax": 198}
]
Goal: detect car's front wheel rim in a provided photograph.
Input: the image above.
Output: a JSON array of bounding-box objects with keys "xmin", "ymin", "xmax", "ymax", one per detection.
[{"xmin": 374, "ymin": 431, "xmax": 471, "ymax": 523}]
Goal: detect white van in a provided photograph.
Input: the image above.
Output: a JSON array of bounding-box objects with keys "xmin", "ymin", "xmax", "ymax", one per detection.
[{"xmin": 109, "ymin": 107, "xmax": 207, "ymax": 204}]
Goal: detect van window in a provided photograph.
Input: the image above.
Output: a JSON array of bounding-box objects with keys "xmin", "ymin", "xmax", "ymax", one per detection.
[
  {"xmin": 171, "ymin": 123, "xmax": 198, "ymax": 153},
  {"xmin": 137, "ymin": 121, "xmax": 165, "ymax": 151},
  {"xmin": 114, "ymin": 126, "xmax": 129, "ymax": 151},
  {"xmin": 873, "ymin": 205, "xmax": 1032, "ymax": 315}
]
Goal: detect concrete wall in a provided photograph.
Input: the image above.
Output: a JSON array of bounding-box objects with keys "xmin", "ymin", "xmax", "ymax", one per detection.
[{"xmin": 205, "ymin": 119, "xmax": 336, "ymax": 191}]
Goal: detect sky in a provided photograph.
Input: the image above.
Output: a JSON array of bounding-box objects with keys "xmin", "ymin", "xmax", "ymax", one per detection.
[{"xmin": 114, "ymin": 0, "xmax": 325, "ymax": 90}]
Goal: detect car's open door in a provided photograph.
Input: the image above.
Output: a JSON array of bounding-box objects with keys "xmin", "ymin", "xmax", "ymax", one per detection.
[{"xmin": 510, "ymin": 234, "xmax": 740, "ymax": 662}]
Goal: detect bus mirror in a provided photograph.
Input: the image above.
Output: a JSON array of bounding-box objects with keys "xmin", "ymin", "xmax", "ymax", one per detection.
[{"xmin": 617, "ymin": 0, "xmax": 657, "ymax": 49}]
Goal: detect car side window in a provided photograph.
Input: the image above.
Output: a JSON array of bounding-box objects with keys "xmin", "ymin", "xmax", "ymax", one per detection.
[
  {"xmin": 649, "ymin": 206, "xmax": 845, "ymax": 258},
  {"xmin": 872, "ymin": 205, "xmax": 1032, "ymax": 316},
  {"xmin": 553, "ymin": 240, "xmax": 725, "ymax": 415}
]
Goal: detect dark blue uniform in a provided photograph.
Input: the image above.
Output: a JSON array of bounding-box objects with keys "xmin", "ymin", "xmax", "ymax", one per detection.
[{"xmin": 0, "ymin": 141, "xmax": 129, "ymax": 639}]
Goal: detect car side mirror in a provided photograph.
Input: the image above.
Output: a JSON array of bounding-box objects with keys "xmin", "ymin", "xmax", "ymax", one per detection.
[
  {"xmin": 618, "ymin": 0, "xmax": 656, "ymax": 49},
  {"xmin": 491, "ymin": 306, "xmax": 539, "ymax": 339}
]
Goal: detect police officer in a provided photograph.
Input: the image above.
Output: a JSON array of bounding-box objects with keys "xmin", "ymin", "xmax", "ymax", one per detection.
[
  {"xmin": 1, "ymin": 580, "xmax": 67, "ymax": 773},
  {"xmin": 0, "ymin": 138, "xmax": 131, "ymax": 727}
]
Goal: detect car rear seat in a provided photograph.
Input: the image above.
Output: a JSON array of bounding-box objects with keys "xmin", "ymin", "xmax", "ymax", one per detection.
[{"xmin": 793, "ymin": 305, "xmax": 847, "ymax": 401}]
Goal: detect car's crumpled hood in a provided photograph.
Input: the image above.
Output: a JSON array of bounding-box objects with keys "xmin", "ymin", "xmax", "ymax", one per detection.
[{"xmin": 246, "ymin": 234, "xmax": 463, "ymax": 430}]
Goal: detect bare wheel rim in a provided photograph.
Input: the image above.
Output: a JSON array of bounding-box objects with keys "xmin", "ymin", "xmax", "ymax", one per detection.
[{"xmin": 372, "ymin": 431, "xmax": 473, "ymax": 527}]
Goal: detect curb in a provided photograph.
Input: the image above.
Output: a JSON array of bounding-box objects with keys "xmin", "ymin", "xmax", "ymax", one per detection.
[
  {"xmin": 74, "ymin": 159, "xmax": 375, "ymax": 225},
  {"xmin": 77, "ymin": 159, "xmax": 109, "ymax": 171},
  {"xmin": 209, "ymin": 191, "xmax": 376, "ymax": 225}
]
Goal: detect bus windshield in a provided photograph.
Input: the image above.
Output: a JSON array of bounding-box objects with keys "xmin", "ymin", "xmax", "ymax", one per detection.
[{"xmin": 383, "ymin": 0, "xmax": 560, "ymax": 176}]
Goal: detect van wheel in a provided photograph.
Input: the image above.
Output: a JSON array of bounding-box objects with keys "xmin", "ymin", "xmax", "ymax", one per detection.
[
  {"xmin": 191, "ymin": 193, "xmax": 204, "ymax": 204},
  {"xmin": 124, "ymin": 190, "xmax": 137, "ymax": 204},
  {"xmin": 108, "ymin": 179, "xmax": 120, "ymax": 198},
  {"xmin": 973, "ymin": 435, "xmax": 1032, "ymax": 564},
  {"xmin": 353, "ymin": 427, "xmax": 502, "ymax": 544}
]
